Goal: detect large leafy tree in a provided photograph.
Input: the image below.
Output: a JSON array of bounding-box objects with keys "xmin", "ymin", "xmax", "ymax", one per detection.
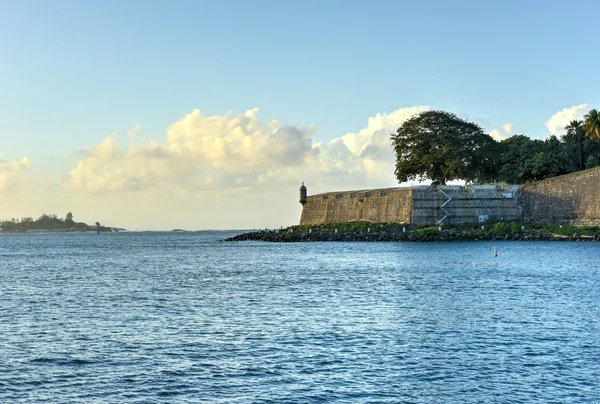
[
  {"xmin": 584, "ymin": 109, "xmax": 600, "ymax": 140},
  {"xmin": 391, "ymin": 110, "xmax": 498, "ymax": 185}
]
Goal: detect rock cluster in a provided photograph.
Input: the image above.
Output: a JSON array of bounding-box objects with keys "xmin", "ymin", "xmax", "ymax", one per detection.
[{"xmin": 226, "ymin": 229, "xmax": 600, "ymax": 243}]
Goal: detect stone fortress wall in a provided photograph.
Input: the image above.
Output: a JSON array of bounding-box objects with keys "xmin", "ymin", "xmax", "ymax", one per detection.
[
  {"xmin": 410, "ymin": 185, "xmax": 520, "ymax": 225},
  {"xmin": 299, "ymin": 166, "xmax": 600, "ymax": 226},
  {"xmin": 300, "ymin": 188, "xmax": 413, "ymax": 226},
  {"xmin": 519, "ymin": 166, "xmax": 600, "ymax": 226},
  {"xmin": 300, "ymin": 185, "xmax": 521, "ymax": 226}
]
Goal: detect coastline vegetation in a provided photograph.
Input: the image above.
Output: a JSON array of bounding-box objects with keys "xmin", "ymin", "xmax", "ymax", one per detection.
[{"xmin": 0, "ymin": 212, "xmax": 117, "ymax": 233}]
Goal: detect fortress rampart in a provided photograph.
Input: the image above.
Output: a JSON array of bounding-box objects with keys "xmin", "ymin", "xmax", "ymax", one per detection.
[
  {"xmin": 299, "ymin": 166, "xmax": 600, "ymax": 226},
  {"xmin": 520, "ymin": 166, "xmax": 600, "ymax": 225},
  {"xmin": 300, "ymin": 188, "xmax": 413, "ymax": 225},
  {"xmin": 300, "ymin": 185, "xmax": 521, "ymax": 226},
  {"xmin": 411, "ymin": 186, "xmax": 520, "ymax": 225}
]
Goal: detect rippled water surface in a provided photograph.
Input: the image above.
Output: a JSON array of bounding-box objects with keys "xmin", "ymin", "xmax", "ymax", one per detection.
[{"xmin": 1, "ymin": 232, "xmax": 600, "ymax": 403}]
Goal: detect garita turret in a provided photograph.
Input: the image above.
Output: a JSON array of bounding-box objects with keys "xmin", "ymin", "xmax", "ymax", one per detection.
[{"xmin": 299, "ymin": 182, "xmax": 307, "ymax": 205}]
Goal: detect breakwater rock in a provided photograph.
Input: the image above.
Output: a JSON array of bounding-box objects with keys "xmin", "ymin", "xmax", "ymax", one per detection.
[{"xmin": 226, "ymin": 222, "xmax": 600, "ymax": 243}]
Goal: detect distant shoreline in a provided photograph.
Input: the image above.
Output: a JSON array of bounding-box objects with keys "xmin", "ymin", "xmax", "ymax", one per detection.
[
  {"xmin": 0, "ymin": 213, "xmax": 125, "ymax": 234},
  {"xmin": 0, "ymin": 228, "xmax": 126, "ymax": 234}
]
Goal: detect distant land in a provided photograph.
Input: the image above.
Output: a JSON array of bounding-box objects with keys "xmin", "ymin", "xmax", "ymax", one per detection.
[{"xmin": 0, "ymin": 213, "xmax": 125, "ymax": 233}]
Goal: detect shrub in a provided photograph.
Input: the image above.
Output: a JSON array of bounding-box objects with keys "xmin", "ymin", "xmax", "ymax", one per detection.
[
  {"xmin": 510, "ymin": 222, "xmax": 520, "ymax": 234},
  {"xmin": 412, "ymin": 228, "xmax": 440, "ymax": 237},
  {"xmin": 493, "ymin": 222, "xmax": 510, "ymax": 234}
]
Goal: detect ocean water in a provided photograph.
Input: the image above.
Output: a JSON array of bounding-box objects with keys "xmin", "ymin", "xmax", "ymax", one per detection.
[{"xmin": 1, "ymin": 232, "xmax": 599, "ymax": 403}]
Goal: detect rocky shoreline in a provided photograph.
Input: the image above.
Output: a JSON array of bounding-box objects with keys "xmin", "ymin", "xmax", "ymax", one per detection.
[{"xmin": 226, "ymin": 222, "xmax": 600, "ymax": 243}]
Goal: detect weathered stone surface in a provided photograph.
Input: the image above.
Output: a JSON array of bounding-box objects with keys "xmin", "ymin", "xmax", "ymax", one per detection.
[
  {"xmin": 300, "ymin": 185, "xmax": 521, "ymax": 226},
  {"xmin": 520, "ymin": 166, "xmax": 600, "ymax": 225},
  {"xmin": 298, "ymin": 167, "xmax": 600, "ymax": 227},
  {"xmin": 411, "ymin": 186, "xmax": 520, "ymax": 225},
  {"xmin": 300, "ymin": 188, "xmax": 413, "ymax": 225}
]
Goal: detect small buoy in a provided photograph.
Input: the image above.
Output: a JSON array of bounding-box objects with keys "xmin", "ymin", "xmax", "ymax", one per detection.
[{"xmin": 493, "ymin": 247, "xmax": 498, "ymax": 257}]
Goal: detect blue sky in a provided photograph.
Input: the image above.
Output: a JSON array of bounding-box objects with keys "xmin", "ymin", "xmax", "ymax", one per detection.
[{"xmin": 0, "ymin": 0, "xmax": 598, "ymax": 229}]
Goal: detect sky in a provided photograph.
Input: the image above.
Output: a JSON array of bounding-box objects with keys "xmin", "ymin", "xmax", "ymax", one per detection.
[{"xmin": 1, "ymin": 0, "xmax": 599, "ymax": 230}]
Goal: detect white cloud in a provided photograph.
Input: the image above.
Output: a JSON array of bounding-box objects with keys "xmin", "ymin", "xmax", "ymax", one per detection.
[
  {"xmin": 126, "ymin": 124, "xmax": 141, "ymax": 143},
  {"xmin": 68, "ymin": 106, "xmax": 430, "ymax": 195},
  {"xmin": 340, "ymin": 106, "xmax": 429, "ymax": 154},
  {"xmin": 0, "ymin": 153, "xmax": 31, "ymax": 191},
  {"xmin": 489, "ymin": 123, "xmax": 515, "ymax": 141},
  {"xmin": 545, "ymin": 104, "xmax": 588, "ymax": 135}
]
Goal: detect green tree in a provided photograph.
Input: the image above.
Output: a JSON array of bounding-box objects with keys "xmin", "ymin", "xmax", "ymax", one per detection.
[
  {"xmin": 497, "ymin": 135, "xmax": 543, "ymax": 183},
  {"xmin": 584, "ymin": 109, "xmax": 600, "ymax": 140},
  {"xmin": 539, "ymin": 135, "xmax": 571, "ymax": 178},
  {"xmin": 564, "ymin": 120, "xmax": 585, "ymax": 170},
  {"xmin": 36, "ymin": 213, "xmax": 63, "ymax": 229},
  {"xmin": 391, "ymin": 110, "xmax": 498, "ymax": 185},
  {"xmin": 585, "ymin": 155, "xmax": 600, "ymax": 169},
  {"xmin": 65, "ymin": 212, "xmax": 74, "ymax": 227},
  {"xmin": 496, "ymin": 135, "xmax": 572, "ymax": 182}
]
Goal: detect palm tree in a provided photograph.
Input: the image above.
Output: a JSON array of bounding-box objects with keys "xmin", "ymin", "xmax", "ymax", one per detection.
[
  {"xmin": 584, "ymin": 109, "xmax": 600, "ymax": 140},
  {"xmin": 565, "ymin": 120, "xmax": 584, "ymax": 170}
]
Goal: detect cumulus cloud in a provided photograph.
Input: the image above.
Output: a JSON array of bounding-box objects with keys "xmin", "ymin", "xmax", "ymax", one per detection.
[
  {"xmin": 126, "ymin": 124, "xmax": 141, "ymax": 143},
  {"xmin": 69, "ymin": 108, "xmax": 318, "ymax": 193},
  {"xmin": 489, "ymin": 123, "xmax": 515, "ymax": 141},
  {"xmin": 0, "ymin": 153, "xmax": 31, "ymax": 191},
  {"xmin": 68, "ymin": 106, "xmax": 430, "ymax": 194},
  {"xmin": 310, "ymin": 106, "xmax": 431, "ymax": 189},
  {"xmin": 545, "ymin": 104, "xmax": 588, "ymax": 135},
  {"xmin": 339, "ymin": 106, "xmax": 429, "ymax": 154}
]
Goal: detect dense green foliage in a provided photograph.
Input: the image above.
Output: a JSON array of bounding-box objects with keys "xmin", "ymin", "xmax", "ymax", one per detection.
[
  {"xmin": 392, "ymin": 109, "xmax": 600, "ymax": 184},
  {"xmin": 391, "ymin": 110, "xmax": 497, "ymax": 185},
  {"xmin": 584, "ymin": 109, "xmax": 600, "ymax": 140},
  {"xmin": 411, "ymin": 228, "xmax": 441, "ymax": 237},
  {"xmin": 0, "ymin": 213, "xmax": 111, "ymax": 233}
]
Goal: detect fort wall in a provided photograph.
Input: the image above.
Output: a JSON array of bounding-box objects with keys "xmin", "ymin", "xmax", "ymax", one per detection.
[
  {"xmin": 299, "ymin": 188, "xmax": 412, "ymax": 225},
  {"xmin": 411, "ymin": 186, "xmax": 521, "ymax": 225},
  {"xmin": 300, "ymin": 185, "xmax": 521, "ymax": 226},
  {"xmin": 299, "ymin": 167, "xmax": 600, "ymax": 226},
  {"xmin": 520, "ymin": 166, "xmax": 600, "ymax": 225}
]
